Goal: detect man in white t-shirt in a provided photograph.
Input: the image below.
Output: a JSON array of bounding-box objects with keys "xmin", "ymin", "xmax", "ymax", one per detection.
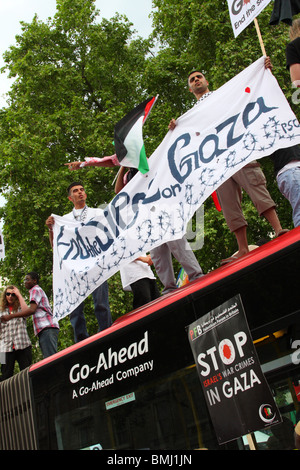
[{"xmin": 46, "ymin": 182, "xmax": 112, "ymax": 342}]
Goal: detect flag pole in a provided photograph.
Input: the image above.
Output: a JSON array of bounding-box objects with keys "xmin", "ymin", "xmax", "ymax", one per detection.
[{"xmin": 254, "ymin": 17, "xmax": 266, "ymax": 56}]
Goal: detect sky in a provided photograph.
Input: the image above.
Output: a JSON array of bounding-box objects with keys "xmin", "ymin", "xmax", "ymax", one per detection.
[{"xmin": 0, "ymin": 0, "xmax": 154, "ymax": 107}]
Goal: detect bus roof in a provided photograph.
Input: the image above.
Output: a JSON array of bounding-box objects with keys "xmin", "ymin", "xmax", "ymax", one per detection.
[{"xmin": 30, "ymin": 227, "xmax": 300, "ymax": 372}]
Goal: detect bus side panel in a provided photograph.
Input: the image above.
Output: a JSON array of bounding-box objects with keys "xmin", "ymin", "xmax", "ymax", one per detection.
[
  {"xmin": 29, "ymin": 296, "xmax": 198, "ymax": 450},
  {"xmin": 0, "ymin": 367, "xmax": 37, "ymax": 450}
]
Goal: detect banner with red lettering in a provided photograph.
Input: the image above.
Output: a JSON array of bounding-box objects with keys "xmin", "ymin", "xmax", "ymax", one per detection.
[{"xmin": 188, "ymin": 294, "xmax": 281, "ymax": 444}]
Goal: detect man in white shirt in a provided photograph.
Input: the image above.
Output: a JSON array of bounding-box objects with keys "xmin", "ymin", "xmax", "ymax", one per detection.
[{"xmin": 46, "ymin": 182, "xmax": 112, "ymax": 342}]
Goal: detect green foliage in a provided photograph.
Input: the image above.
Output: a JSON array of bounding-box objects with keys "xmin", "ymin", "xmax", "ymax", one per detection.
[
  {"xmin": 0, "ymin": 0, "xmax": 298, "ymax": 362},
  {"xmin": 0, "ymin": 0, "xmax": 149, "ymax": 361}
]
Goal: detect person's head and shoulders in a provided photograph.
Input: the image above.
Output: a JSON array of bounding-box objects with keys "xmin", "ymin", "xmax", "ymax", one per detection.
[
  {"xmin": 24, "ymin": 272, "xmax": 42, "ymax": 294},
  {"xmin": 187, "ymin": 70, "xmax": 211, "ymax": 102},
  {"xmin": 168, "ymin": 70, "xmax": 211, "ymax": 131},
  {"xmin": 65, "ymin": 181, "xmax": 103, "ymax": 222},
  {"xmin": 1, "ymin": 286, "xmax": 19, "ymax": 310},
  {"xmin": 0, "ymin": 286, "xmax": 21, "ymax": 319},
  {"xmin": 64, "ymin": 181, "xmax": 87, "ymax": 219}
]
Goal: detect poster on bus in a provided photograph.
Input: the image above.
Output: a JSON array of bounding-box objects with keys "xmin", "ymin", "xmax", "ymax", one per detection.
[{"xmin": 188, "ymin": 294, "xmax": 281, "ymax": 444}]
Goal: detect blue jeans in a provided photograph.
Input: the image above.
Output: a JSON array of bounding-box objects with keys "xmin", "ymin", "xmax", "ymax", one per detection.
[
  {"xmin": 277, "ymin": 166, "xmax": 300, "ymax": 227},
  {"xmin": 70, "ymin": 281, "xmax": 112, "ymax": 342},
  {"xmin": 38, "ymin": 328, "xmax": 59, "ymax": 358}
]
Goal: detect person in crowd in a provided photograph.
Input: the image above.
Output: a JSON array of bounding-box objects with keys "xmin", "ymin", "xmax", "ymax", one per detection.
[
  {"xmin": 286, "ymin": 18, "xmax": 300, "ymax": 85},
  {"xmin": 45, "ymin": 182, "xmax": 112, "ymax": 342},
  {"xmin": 0, "ymin": 285, "xmax": 32, "ymax": 380},
  {"xmin": 1, "ymin": 273, "xmax": 59, "ymax": 359},
  {"xmin": 114, "ymin": 166, "xmax": 160, "ymax": 308},
  {"xmin": 168, "ymin": 58, "xmax": 288, "ymax": 266}
]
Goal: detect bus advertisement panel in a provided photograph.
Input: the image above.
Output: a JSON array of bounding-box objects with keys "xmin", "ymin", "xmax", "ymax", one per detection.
[{"xmin": 188, "ymin": 294, "xmax": 282, "ymax": 444}]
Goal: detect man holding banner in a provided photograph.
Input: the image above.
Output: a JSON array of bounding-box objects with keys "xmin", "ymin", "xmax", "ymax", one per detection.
[
  {"xmin": 169, "ymin": 59, "xmax": 288, "ymax": 265},
  {"xmin": 46, "ymin": 182, "xmax": 112, "ymax": 342}
]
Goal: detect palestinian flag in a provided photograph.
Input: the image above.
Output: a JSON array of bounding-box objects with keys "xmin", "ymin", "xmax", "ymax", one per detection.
[{"xmin": 114, "ymin": 96, "xmax": 157, "ymax": 174}]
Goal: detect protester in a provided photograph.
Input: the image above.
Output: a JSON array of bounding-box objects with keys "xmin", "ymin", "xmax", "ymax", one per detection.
[
  {"xmin": 168, "ymin": 59, "xmax": 288, "ymax": 265},
  {"xmin": 46, "ymin": 182, "xmax": 112, "ymax": 342},
  {"xmin": 0, "ymin": 285, "xmax": 32, "ymax": 380},
  {"xmin": 1, "ymin": 273, "xmax": 59, "ymax": 359}
]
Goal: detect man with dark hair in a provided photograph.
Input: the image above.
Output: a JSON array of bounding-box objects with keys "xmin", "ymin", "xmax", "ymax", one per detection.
[
  {"xmin": 46, "ymin": 182, "xmax": 112, "ymax": 342},
  {"xmin": 169, "ymin": 62, "xmax": 288, "ymax": 265},
  {"xmin": 1, "ymin": 272, "xmax": 59, "ymax": 358}
]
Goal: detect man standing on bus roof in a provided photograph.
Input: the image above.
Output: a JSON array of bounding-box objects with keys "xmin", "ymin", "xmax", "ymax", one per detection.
[
  {"xmin": 169, "ymin": 58, "xmax": 288, "ymax": 265},
  {"xmin": 45, "ymin": 182, "xmax": 112, "ymax": 343},
  {"xmin": 1, "ymin": 272, "xmax": 59, "ymax": 359}
]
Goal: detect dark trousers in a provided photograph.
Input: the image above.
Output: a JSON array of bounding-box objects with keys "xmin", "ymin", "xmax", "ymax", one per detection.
[
  {"xmin": 0, "ymin": 346, "xmax": 32, "ymax": 381},
  {"xmin": 70, "ymin": 281, "xmax": 112, "ymax": 343},
  {"xmin": 130, "ymin": 278, "xmax": 160, "ymax": 310}
]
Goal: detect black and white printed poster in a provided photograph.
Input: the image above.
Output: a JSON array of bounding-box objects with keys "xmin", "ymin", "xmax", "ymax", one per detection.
[{"xmin": 188, "ymin": 294, "xmax": 281, "ymax": 444}]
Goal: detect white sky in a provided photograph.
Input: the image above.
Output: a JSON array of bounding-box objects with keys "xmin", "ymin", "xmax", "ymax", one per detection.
[{"xmin": 0, "ymin": 0, "xmax": 154, "ymax": 107}]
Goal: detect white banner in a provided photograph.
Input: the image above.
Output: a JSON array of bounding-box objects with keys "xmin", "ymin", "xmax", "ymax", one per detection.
[
  {"xmin": 227, "ymin": 0, "xmax": 272, "ymax": 38},
  {"xmin": 52, "ymin": 57, "xmax": 300, "ymax": 321}
]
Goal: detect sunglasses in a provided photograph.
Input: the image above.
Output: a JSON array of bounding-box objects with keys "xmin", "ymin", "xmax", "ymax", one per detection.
[
  {"xmin": 189, "ymin": 74, "xmax": 204, "ymax": 83},
  {"xmin": 6, "ymin": 292, "xmax": 16, "ymax": 297}
]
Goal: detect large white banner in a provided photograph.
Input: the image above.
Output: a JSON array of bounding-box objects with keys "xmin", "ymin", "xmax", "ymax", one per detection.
[
  {"xmin": 52, "ymin": 57, "xmax": 300, "ymax": 321},
  {"xmin": 227, "ymin": 0, "xmax": 272, "ymax": 38}
]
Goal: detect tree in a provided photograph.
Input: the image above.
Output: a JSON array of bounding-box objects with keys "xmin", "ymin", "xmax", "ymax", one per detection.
[{"xmin": 0, "ymin": 0, "xmax": 151, "ymax": 360}]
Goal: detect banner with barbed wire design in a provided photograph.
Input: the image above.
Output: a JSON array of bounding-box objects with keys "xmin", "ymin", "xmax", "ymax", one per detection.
[{"xmin": 52, "ymin": 57, "xmax": 300, "ymax": 320}]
